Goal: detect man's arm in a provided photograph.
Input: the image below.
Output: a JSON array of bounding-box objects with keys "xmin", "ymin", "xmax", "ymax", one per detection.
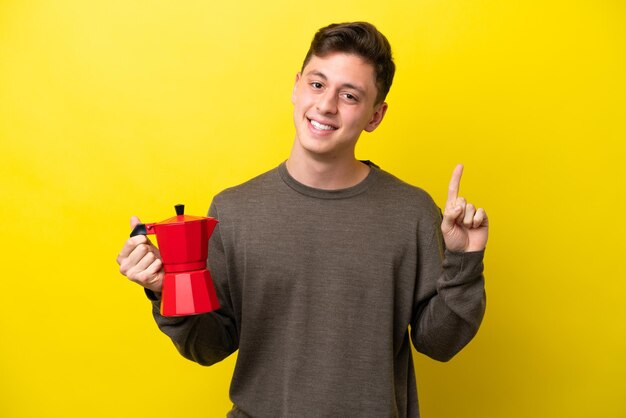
[
  {"xmin": 116, "ymin": 210, "xmax": 239, "ymax": 366},
  {"xmin": 149, "ymin": 214, "xmax": 239, "ymax": 366},
  {"xmin": 411, "ymin": 165, "xmax": 488, "ymax": 361},
  {"xmin": 411, "ymin": 246, "xmax": 486, "ymax": 362}
]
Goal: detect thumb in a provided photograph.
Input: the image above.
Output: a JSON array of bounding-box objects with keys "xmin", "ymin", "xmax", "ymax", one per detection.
[{"xmin": 130, "ymin": 216, "xmax": 141, "ymax": 229}]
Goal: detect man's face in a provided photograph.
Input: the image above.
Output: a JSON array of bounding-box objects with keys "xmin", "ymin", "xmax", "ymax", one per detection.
[{"xmin": 291, "ymin": 52, "xmax": 387, "ymax": 161}]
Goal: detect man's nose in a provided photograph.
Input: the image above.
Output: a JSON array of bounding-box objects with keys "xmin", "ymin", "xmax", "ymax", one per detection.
[{"xmin": 316, "ymin": 91, "xmax": 338, "ymax": 114}]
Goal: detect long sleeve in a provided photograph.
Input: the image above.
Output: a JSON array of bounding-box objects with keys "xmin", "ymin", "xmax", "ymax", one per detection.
[{"xmin": 410, "ymin": 217, "xmax": 486, "ymax": 362}]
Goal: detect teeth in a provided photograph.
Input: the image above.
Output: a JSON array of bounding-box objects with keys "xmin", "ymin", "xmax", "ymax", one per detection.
[{"xmin": 310, "ymin": 119, "xmax": 336, "ymax": 131}]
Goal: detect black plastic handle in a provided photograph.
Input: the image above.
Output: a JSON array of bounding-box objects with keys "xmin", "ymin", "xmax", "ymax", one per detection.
[{"xmin": 130, "ymin": 223, "xmax": 148, "ymax": 237}]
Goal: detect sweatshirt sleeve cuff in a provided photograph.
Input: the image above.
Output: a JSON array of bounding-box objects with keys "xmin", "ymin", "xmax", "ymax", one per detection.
[{"xmin": 441, "ymin": 249, "xmax": 485, "ymax": 285}]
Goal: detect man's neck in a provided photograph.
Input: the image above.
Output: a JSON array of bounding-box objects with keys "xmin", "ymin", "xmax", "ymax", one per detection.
[{"xmin": 285, "ymin": 151, "xmax": 370, "ymax": 190}]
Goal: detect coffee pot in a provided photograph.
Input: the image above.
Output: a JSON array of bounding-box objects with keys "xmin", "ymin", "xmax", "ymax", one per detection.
[{"xmin": 130, "ymin": 204, "xmax": 220, "ymax": 316}]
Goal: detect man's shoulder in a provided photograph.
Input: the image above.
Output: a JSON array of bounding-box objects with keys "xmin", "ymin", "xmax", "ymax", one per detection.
[
  {"xmin": 212, "ymin": 164, "xmax": 282, "ymax": 206},
  {"xmin": 368, "ymin": 167, "xmax": 443, "ymax": 235},
  {"xmin": 373, "ymin": 166, "xmax": 437, "ymax": 208}
]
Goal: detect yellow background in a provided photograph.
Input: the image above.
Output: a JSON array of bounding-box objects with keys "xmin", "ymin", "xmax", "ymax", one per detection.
[{"xmin": 1, "ymin": 0, "xmax": 624, "ymax": 417}]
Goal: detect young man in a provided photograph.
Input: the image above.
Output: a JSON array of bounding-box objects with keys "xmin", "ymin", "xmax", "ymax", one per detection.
[{"xmin": 117, "ymin": 22, "xmax": 488, "ymax": 417}]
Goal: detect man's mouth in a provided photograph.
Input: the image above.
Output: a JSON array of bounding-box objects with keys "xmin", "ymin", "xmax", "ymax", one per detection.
[{"xmin": 309, "ymin": 118, "xmax": 338, "ymax": 131}]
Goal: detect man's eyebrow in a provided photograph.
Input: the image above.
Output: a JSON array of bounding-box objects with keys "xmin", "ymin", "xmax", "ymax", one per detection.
[
  {"xmin": 307, "ymin": 70, "xmax": 328, "ymax": 80},
  {"xmin": 305, "ymin": 70, "xmax": 367, "ymax": 96}
]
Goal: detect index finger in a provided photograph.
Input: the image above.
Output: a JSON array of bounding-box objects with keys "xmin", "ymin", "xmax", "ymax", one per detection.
[
  {"xmin": 446, "ymin": 164, "xmax": 464, "ymax": 207},
  {"xmin": 118, "ymin": 234, "xmax": 148, "ymax": 260}
]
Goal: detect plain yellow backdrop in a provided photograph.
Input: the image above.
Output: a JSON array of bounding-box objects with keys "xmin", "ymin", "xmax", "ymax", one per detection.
[{"xmin": 1, "ymin": 0, "xmax": 624, "ymax": 417}]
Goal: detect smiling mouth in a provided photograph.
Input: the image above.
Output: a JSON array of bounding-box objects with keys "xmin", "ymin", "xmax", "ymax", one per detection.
[{"xmin": 309, "ymin": 118, "xmax": 338, "ymax": 131}]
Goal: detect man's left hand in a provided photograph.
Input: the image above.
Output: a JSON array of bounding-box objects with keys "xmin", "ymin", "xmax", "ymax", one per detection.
[{"xmin": 441, "ymin": 164, "xmax": 489, "ymax": 252}]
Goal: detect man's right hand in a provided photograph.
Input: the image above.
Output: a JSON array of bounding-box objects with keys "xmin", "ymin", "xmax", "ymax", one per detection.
[{"xmin": 116, "ymin": 216, "xmax": 164, "ymax": 293}]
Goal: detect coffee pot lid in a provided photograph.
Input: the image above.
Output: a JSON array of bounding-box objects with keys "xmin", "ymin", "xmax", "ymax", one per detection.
[{"xmin": 155, "ymin": 204, "xmax": 207, "ymax": 225}]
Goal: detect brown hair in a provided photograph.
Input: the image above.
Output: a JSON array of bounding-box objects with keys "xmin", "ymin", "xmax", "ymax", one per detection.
[{"xmin": 301, "ymin": 22, "xmax": 395, "ymax": 104}]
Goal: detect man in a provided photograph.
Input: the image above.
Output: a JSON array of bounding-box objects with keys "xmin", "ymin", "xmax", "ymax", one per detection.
[{"xmin": 117, "ymin": 22, "xmax": 488, "ymax": 417}]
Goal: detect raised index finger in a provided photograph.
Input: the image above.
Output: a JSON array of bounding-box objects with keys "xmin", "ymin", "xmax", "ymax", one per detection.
[{"xmin": 446, "ymin": 164, "xmax": 464, "ymax": 207}]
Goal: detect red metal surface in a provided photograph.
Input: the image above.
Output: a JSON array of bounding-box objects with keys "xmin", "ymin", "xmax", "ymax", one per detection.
[
  {"xmin": 161, "ymin": 270, "xmax": 220, "ymax": 317},
  {"xmin": 142, "ymin": 206, "xmax": 220, "ymax": 316}
]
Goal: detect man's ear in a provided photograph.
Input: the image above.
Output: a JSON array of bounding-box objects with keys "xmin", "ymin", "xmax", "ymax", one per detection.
[
  {"xmin": 291, "ymin": 72, "xmax": 302, "ymax": 105},
  {"xmin": 365, "ymin": 102, "xmax": 388, "ymax": 132}
]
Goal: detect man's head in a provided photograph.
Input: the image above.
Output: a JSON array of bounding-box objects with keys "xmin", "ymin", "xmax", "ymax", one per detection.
[{"xmin": 301, "ymin": 22, "xmax": 395, "ymax": 105}]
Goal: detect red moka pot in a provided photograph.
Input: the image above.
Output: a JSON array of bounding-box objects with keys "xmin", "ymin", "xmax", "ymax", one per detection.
[{"xmin": 130, "ymin": 204, "xmax": 220, "ymax": 316}]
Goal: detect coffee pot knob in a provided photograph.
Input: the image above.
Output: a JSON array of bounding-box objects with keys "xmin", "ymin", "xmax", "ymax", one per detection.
[{"xmin": 175, "ymin": 204, "xmax": 184, "ymax": 216}]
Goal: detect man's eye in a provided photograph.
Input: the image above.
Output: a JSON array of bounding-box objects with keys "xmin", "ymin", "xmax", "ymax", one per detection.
[
  {"xmin": 311, "ymin": 82, "xmax": 323, "ymax": 89},
  {"xmin": 344, "ymin": 93, "xmax": 358, "ymax": 102}
]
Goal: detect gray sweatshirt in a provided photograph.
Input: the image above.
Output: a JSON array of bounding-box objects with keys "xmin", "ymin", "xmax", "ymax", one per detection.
[{"xmin": 149, "ymin": 162, "xmax": 486, "ymax": 417}]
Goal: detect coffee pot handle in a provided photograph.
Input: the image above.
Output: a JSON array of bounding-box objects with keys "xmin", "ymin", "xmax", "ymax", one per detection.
[{"xmin": 130, "ymin": 223, "xmax": 148, "ymax": 237}]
